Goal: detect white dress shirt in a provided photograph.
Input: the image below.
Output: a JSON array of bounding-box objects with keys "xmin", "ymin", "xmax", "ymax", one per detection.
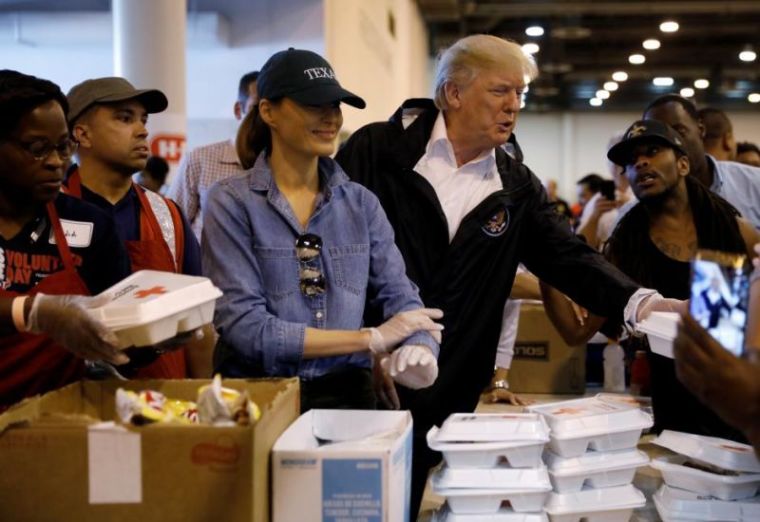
[{"xmin": 413, "ymin": 113, "xmax": 503, "ymax": 242}]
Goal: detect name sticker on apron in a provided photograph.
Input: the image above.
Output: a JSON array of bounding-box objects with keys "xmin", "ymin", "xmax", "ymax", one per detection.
[{"xmin": 49, "ymin": 219, "xmax": 94, "ymax": 248}]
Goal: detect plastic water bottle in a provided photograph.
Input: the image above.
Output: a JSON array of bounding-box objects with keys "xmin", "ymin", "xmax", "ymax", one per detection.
[{"xmin": 603, "ymin": 342, "xmax": 626, "ymax": 393}]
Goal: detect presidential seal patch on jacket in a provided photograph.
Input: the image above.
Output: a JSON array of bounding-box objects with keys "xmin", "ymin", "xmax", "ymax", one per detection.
[{"xmin": 482, "ymin": 207, "xmax": 510, "ymax": 237}]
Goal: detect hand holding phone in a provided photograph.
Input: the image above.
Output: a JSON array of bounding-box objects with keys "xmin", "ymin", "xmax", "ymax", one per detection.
[{"xmin": 689, "ymin": 250, "xmax": 750, "ymax": 357}]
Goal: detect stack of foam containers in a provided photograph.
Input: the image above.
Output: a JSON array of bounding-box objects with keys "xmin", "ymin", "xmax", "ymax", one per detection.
[
  {"xmin": 651, "ymin": 430, "xmax": 760, "ymax": 521},
  {"xmin": 427, "ymin": 413, "xmax": 553, "ymax": 522},
  {"xmin": 527, "ymin": 395, "xmax": 652, "ymax": 521}
]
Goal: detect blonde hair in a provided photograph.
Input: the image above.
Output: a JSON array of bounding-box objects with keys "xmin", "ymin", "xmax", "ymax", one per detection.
[{"xmin": 433, "ymin": 35, "xmax": 539, "ymax": 110}]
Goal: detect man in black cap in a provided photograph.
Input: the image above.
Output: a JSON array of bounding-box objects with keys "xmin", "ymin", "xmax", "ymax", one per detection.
[
  {"xmin": 65, "ymin": 77, "xmax": 214, "ymax": 380},
  {"xmin": 543, "ymin": 119, "xmax": 759, "ymax": 441}
]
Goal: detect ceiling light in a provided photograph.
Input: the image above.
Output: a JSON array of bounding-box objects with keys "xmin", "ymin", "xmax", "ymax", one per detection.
[
  {"xmin": 525, "ymin": 26, "xmax": 544, "ymax": 37},
  {"xmin": 643, "ymin": 39, "xmax": 661, "ymax": 50},
  {"xmin": 522, "ymin": 42, "xmax": 540, "ymax": 55},
  {"xmin": 694, "ymin": 78, "xmax": 710, "ymax": 89},
  {"xmin": 612, "ymin": 71, "xmax": 629, "ymax": 82},
  {"xmin": 680, "ymin": 87, "xmax": 695, "ymax": 97},
  {"xmin": 749, "ymin": 93, "xmax": 760, "ymax": 103},
  {"xmin": 739, "ymin": 46, "xmax": 757, "ymax": 62},
  {"xmin": 660, "ymin": 21, "xmax": 679, "ymax": 33},
  {"xmin": 653, "ymin": 77, "xmax": 674, "ymax": 87},
  {"xmin": 629, "ymin": 54, "xmax": 646, "ymax": 65},
  {"xmin": 603, "ymin": 81, "xmax": 619, "ymax": 91},
  {"xmin": 589, "ymin": 98, "xmax": 603, "ymax": 107},
  {"xmin": 596, "ymin": 89, "xmax": 610, "ymax": 100}
]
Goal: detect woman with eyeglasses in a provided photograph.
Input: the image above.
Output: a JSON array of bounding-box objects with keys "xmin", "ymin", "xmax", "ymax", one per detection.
[
  {"xmin": 0, "ymin": 70, "xmax": 131, "ymax": 409},
  {"xmin": 203, "ymin": 49, "xmax": 442, "ymax": 411}
]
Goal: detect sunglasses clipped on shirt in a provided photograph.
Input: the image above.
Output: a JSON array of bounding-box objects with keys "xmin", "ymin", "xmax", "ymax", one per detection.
[{"xmin": 296, "ymin": 233, "xmax": 326, "ymax": 297}]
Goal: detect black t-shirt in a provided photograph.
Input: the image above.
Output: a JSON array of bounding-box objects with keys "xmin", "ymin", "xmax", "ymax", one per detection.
[{"xmin": 0, "ymin": 194, "xmax": 131, "ymax": 295}]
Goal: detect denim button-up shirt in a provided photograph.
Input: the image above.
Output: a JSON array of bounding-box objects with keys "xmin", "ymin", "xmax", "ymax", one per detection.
[
  {"xmin": 202, "ymin": 154, "xmax": 438, "ymax": 380},
  {"xmin": 708, "ymin": 154, "xmax": 760, "ymax": 229}
]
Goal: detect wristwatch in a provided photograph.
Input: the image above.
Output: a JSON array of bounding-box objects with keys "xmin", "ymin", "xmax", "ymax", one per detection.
[{"xmin": 492, "ymin": 379, "xmax": 510, "ymax": 391}]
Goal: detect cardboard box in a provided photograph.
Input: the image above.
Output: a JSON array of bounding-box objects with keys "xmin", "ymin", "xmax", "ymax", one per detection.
[
  {"xmin": 509, "ymin": 303, "xmax": 586, "ymax": 394},
  {"xmin": 0, "ymin": 378, "xmax": 299, "ymax": 522},
  {"xmin": 272, "ymin": 409, "xmax": 413, "ymax": 522}
]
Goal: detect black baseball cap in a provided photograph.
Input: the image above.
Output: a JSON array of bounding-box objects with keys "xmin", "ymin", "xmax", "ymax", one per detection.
[
  {"xmin": 67, "ymin": 77, "xmax": 168, "ymax": 125},
  {"xmin": 607, "ymin": 119, "xmax": 687, "ymax": 166},
  {"xmin": 257, "ymin": 48, "xmax": 366, "ymax": 109}
]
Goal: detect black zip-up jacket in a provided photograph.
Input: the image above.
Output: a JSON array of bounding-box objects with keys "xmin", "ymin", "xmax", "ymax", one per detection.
[{"xmin": 336, "ymin": 99, "xmax": 640, "ymax": 428}]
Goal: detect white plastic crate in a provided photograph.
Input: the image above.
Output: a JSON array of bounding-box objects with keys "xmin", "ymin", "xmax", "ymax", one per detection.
[
  {"xmin": 544, "ymin": 448, "xmax": 649, "ymax": 493},
  {"xmin": 432, "ymin": 503, "xmax": 549, "ymax": 521},
  {"xmin": 527, "ymin": 396, "xmax": 652, "ymax": 458},
  {"xmin": 88, "ymin": 270, "xmax": 222, "ymax": 347},
  {"xmin": 431, "ymin": 466, "xmax": 552, "ymax": 514},
  {"xmin": 653, "ymin": 430, "xmax": 760, "ymax": 474},
  {"xmin": 434, "ymin": 413, "xmax": 551, "ymax": 443},
  {"xmin": 543, "ymin": 484, "xmax": 645, "ymax": 522},
  {"xmin": 427, "ymin": 426, "xmax": 547, "ymax": 469},
  {"xmin": 636, "ymin": 311, "xmax": 678, "ymax": 358},
  {"xmin": 653, "ymin": 484, "xmax": 760, "ymax": 522},
  {"xmin": 651, "ymin": 454, "xmax": 760, "ymax": 500}
]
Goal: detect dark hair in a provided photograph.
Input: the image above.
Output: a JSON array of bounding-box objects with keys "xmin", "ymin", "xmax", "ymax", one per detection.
[
  {"xmin": 644, "ymin": 94, "xmax": 699, "ymax": 122},
  {"xmin": 238, "ymin": 71, "xmax": 260, "ymax": 104},
  {"xmin": 697, "ymin": 107, "xmax": 733, "ymax": 140},
  {"xmin": 605, "ymin": 175, "xmax": 743, "ymax": 287},
  {"xmin": 143, "ymin": 156, "xmax": 170, "ymax": 183},
  {"xmin": 0, "ymin": 69, "xmax": 68, "ymax": 140},
  {"xmin": 236, "ymin": 102, "xmax": 278, "ymax": 169},
  {"xmin": 737, "ymin": 141, "xmax": 760, "ymax": 155},
  {"xmin": 576, "ymin": 173, "xmax": 605, "ymax": 193}
]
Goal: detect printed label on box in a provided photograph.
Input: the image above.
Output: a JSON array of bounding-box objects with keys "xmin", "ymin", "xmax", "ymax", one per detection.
[
  {"xmin": 322, "ymin": 459, "xmax": 382, "ymax": 522},
  {"xmin": 514, "ymin": 342, "xmax": 549, "ymax": 360}
]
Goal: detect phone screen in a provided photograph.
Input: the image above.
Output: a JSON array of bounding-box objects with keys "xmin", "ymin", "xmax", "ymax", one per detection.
[
  {"xmin": 689, "ymin": 251, "xmax": 750, "ymax": 357},
  {"xmin": 600, "ymin": 180, "xmax": 616, "ymax": 201}
]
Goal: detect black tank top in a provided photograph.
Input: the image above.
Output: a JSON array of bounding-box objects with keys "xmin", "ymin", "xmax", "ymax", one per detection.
[{"xmin": 642, "ymin": 235, "xmax": 745, "ymax": 440}]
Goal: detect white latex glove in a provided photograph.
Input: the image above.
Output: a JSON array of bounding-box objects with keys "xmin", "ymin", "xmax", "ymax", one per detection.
[
  {"xmin": 27, "ymin": 293, "xmax": 129, "ymax": 365},
  {"xmin": 367, "ymin": 308, "xmax": 443, "ymax": 354},
  {"xmin": 636, "ymin": 292, "xmax": 689, "ymax": 322},
  {"xmin": 381, "ymin": 345, "xmax": 438, "ymax": 389}
]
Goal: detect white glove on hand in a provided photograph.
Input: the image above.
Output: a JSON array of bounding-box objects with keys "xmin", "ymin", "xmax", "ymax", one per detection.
[
  {"xmin": 636, "ymin": 292, "xmax": 688, "ymax": 323},
  {"xmin": 27, "ymin": 293, "xmax": 129, "ymax": 365},
  {"xmin": 381, "ymin": 345, "xmax": 438, "ymax": 389},
  {"xmin": 367, "ymin": 308, "xmax": 443, "ymax": 354}
]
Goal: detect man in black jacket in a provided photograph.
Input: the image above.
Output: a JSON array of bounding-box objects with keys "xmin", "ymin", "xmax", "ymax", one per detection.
[{"xmin": 335, "ymin": 34, "xmax": 677, "ymax": 518}]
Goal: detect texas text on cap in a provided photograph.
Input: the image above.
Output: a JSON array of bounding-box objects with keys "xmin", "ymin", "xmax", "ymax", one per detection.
[
  {"xmin": 607, "ymin": 119, "xmax": 687, "ymax": 166},
  {"xmin": 66, "ymin": 77, "xmax": 169, "ymax": 125},
  {"xmin": 256, "ymin": 48, "xmax": 366, "ymax": 109}
]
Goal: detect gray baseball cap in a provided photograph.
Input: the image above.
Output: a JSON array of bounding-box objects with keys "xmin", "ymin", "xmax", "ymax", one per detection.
[{"xmin": 66, "ymin": 77, "xmax": 168, "ymax": 125}]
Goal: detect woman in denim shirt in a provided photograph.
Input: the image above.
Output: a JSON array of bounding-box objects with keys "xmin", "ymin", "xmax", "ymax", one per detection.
[{"xmin": 202, "ymin": 49, "xmax": 442, "ymax": 411}]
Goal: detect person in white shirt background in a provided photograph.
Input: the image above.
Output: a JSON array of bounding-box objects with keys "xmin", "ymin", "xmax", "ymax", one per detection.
[{"xmin": 167, "ymin": 70, "xmax": 259, "ymax": 240}]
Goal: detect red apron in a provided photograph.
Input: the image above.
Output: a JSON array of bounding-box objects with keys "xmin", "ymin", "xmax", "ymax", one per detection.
[
  {"xmin": 66, "ymin": 171, "xmax": 187, "ymax": 379},
  {"xmin": 0, "ymin": 202, "xmax": 89, "ymax": 409}
]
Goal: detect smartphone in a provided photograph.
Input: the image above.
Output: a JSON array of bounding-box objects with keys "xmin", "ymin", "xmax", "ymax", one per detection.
[
  {"xmin": 600, "ymin": 180, "xmax": 616, "ymax": 201},
  {"xmin": 689, "ymin": 250, "xmax": 751, "ymax": 357}
]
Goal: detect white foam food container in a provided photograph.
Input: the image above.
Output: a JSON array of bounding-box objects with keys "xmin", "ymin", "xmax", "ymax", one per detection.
[
  {"xmin": 431, "ymin": 466, "xmax": 552, "ymax": 513},
  {"xmin": 653, "ymin": 484, "xmax": 760, "ymax": 522},
  {"xmin": 527, "ymin": 396, "xmax": 653, "ymax": 457},
  {"xmin": 432, "ymin": 503, "xmax": 548, "ymax": 522},
  {"xmin": 88, "ymin": 270, "xmax": 223, "ymax": 347},
  {"xmin": 651, "ymin": 454, "xmax": 760, "ymax": 500},
  {"xmin": 435, "ymin": 413, "xmax": 551, "ymax": 443},
  {"xmin": 636, "ymin": 311, "xmax": 678, "ymax": 358},
  {"xmin": 427, "ymin": 427, "xmax": 547, "ymax": 469},
  {"xmin": 544, "ymin": 484, "xmax": 646, "ymax": 522},
  {"xmin": 652, "ymin": 430, "xmax": 760, "ymax": 474},
  {"xmin": 544, "ymin": 448, "xmax": 650, "ymax": 493}
]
